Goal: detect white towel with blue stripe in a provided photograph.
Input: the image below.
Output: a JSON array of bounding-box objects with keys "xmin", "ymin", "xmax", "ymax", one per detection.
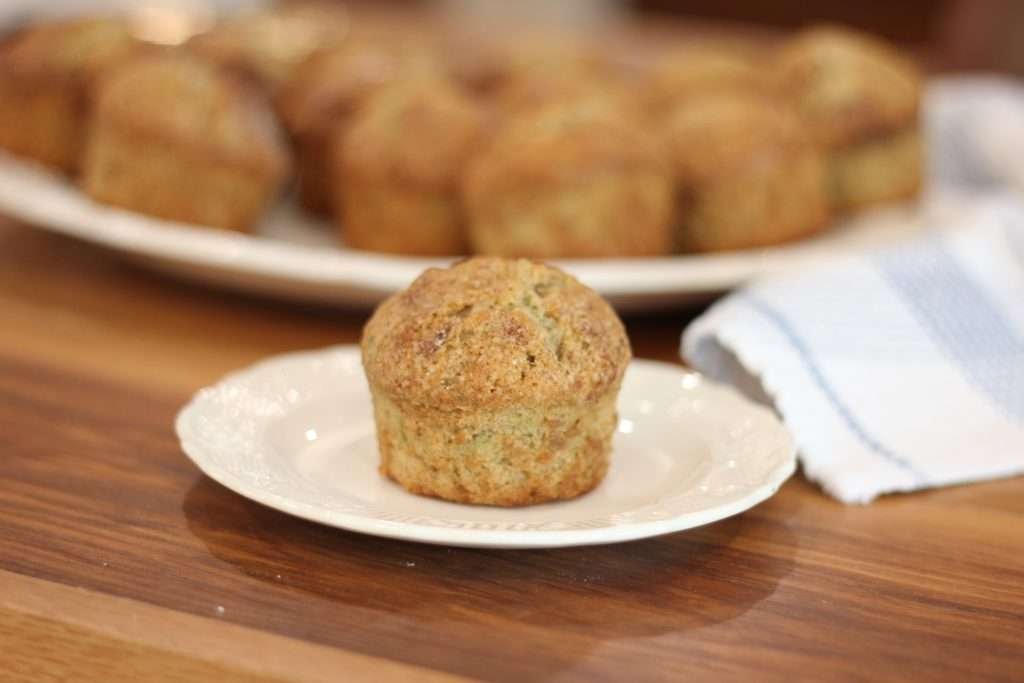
[{"xmin": 682, "ymin": 195, "xmax": 1024, "ymax": 503}]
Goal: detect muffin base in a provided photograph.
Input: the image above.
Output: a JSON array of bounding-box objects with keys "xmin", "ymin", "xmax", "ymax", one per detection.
[
  {"xmin": 830, "ymin": 126, "xmax": 922, "ymax": 213},
  {"xmin": 677, "ymin": 145, "xmax": 831, "ymax": 253},
  {"xmin": 338, "ymin": 179, "xmax": 467, "ymax": 256},
  {"xmin": 371, "ymin": 391, "xmax": 618, "ymax": 506}
]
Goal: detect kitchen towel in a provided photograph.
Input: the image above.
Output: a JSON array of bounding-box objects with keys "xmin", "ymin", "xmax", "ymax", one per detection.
[{"xmin": 682, "ymin": 194, "xmax": 1024, "ymax": 503}]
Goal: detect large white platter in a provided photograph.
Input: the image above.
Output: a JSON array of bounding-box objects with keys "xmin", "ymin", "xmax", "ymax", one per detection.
[
  {"xmin": 175, "ymin": 345, "xmax": 797, "ymax": 548},
  {"xmin": 0, "ymin": 151, "xmax": 926, "ymax": 310}
]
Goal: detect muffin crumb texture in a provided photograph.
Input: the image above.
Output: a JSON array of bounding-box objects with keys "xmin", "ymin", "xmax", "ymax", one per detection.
[{"xmin": 362, "ymin": 257, "xmax": 630, "ymax": 506}]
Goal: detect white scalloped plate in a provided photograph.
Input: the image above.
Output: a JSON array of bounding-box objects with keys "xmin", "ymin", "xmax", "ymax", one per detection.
[
  {"xmin": 0, "ymin": 151, "xmax": 927, "ymax": 311},
  {"xmin": 175, "ymin": 345, "xmax": 796, "ymax": 548}
]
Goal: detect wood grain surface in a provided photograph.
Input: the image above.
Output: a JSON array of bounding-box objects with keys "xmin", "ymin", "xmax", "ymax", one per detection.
[
  {"xmin": 0, "ymin": 570, "xmax": 465, "ymax": 683},
  {"xmin": 1, "ymin": 220, "xmax": 1023, "ymax": 682}
]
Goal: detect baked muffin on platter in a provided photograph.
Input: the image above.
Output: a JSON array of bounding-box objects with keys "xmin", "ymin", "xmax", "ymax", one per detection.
[
  {"xmin": 188, "ymin": 4, "xmax": 349, "ymax": 92},
  {"xmin": 277, "ymin": 40, "xmax": 442, "ymax": 214},
  {"xmin": 333, "ymin": 75, "xmax": 483, "ymax": 255},
  {"xmin": 0, "ymin": 17, "xmax": 141, "ymax": 173},
  {"xmin": 81, "ymin": 54, "xmax": 290, "ymax": 232},
  {"xmin": 643, "ymin": 45, "xmax": 763, "ymax": 122},
  {"xmin": 362, "ymin": 257, "xmax": 631, "ymax": 506},
  {"xmin": 771, "ymin": 25, "xmax": 923, "ymax": 212},
  {"xmin": 665, "ymin": 91, "xmax": 830, "ymax": 253},
  {"xmin": 464, "ymin": 100, "xmax": 674, "ymax": 258}
]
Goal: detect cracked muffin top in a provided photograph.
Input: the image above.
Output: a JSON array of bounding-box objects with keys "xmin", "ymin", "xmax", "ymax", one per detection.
[
  {"xmin": 465, "ymin": 97, "xmax": 666, "ymax": 196},
  {"xmin": 361, "ymin": 258, "xmax": 630, "ymax": 410},
  {"xmin": 664, "ymin": 90, "xmax": 815, "ymax": 184},
  {"xmin": 94, "ymin": 53, "xmax": 290, "ymax": 172},
  {"xmin": 771, "ymin": 25, "xmax": 921, "ymax": 147},
  {"xmin": 339, "ymin": 75, "xmax": 483, "ymax": 191}
]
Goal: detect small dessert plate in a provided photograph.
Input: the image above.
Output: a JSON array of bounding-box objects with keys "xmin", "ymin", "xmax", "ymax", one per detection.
[{"xmin": 175, "ymin": 346, "xmax": 796, "ymax": 548}]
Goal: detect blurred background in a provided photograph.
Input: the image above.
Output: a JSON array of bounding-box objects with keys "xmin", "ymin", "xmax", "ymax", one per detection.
[{"xmin": 5, "ymin": 0, "xmax": 1024, "ymax": 72}]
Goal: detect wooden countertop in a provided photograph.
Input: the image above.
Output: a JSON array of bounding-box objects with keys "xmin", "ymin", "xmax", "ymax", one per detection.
[{"xmin": 1, "ymin": 220, "xmax": 1022, "ymax": 681}]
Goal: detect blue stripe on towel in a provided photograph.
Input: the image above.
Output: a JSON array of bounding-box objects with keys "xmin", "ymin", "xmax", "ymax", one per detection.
[
  {"xmin": 742, "ymin": 294, "xmax": 927, "ymax": 481},
  {"xmin": 876, "ymin": 237, "xmax": 1024, "ymax": 423}
]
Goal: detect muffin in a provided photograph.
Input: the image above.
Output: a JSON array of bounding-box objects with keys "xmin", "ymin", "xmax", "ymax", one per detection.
[
  {"xmin": 0, "ymin": 17, "xmax": 141, "ymax": 172},
  {"xmin": 665, "ymin": 91, "xmax": 831, "ymax": 252},
  {"xmin": 277, "ymin": 40, "xmax": 441, "ymax": 214},
  {"xmin": 361, "ymin": 257, "xmax": 631, "ymax": 506},
  {"xmin": 188, "ymin": 4, "xmax": 349, "ymax": 92},
  {"xmin": 464, "ymin": 100, "xmax": 674, "ymax": 258},
  {"xmin": 771, "ymin": 25, "xmax": 923, "ymax": 212},
  {"xmin": 643, "ymin": 45, "xmax": 763, "ymax": 122},
  {"xmin": 333, "ymin": 76, "xmax": 483, "ymax": 255},
  {"xmin": 80, "ymin": 54, "xmax": 290, "ymax": 231}
]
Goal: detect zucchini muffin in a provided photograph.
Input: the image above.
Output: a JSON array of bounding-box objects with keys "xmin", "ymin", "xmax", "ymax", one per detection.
[
  {"xmin": 81, "ymin": 54, "xmax": 290, "ymax": 231},
  {"xmin": 0, "ymin": 17, "xmax": 141, "ymax": 173},
  {"xmin": 665, "ymin": 91, "xmax": 831, "ymax": 252},
  {"xmin": 464, "ymin": 100, "xmax": 674, "ymax": 258},
  {"xmin": 361, "ymin": 257, "xmax": 631, "ymax": 506},
  {"xmin": 277, "ymin": 40, "xmax": 441, "ymax": 214},
  {"xmin": 333, "ymin": 75, "xmax": 483, "ymax": 255},
  {"xmin": 771, "ymin": 25, "xmax": 923, "ymax": 212},
  {"xmin": 188, "ymin": 4, "xmax": 349, "ymax": 92}
]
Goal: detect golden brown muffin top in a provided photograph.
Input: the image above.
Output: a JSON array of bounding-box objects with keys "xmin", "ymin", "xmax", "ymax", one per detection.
[
  {"xmin": 643, "ymin": 45, "xmax": 764, "ymax": 120},
  {"xmin": 94, "ymin": 53, "xmax": 290, "ymax": 172},
  {"xmin": 362, "ymin": 257, "xmax": 630, "ymax": 410},
  {"xmin": 188, "ymin": 4, "xmax": 348, "ymax": 90},
  {"xmin": 276, "ymin": 39, "xmax": 442, "ymax": 137},
  {"xmin": 1, "ymin": 17, "xmax": 141, "ymax": 81},
  {"xmin": 465, "ymin": 98, "xmax": 667, "ymax": 196},
  {"xmin": 771, "ymin": 25, "xmax": 921, "ymax": 147},
  {"xmin": 664, "ymin": 90, "xmax": 816, "ymax": 185},
  {"xmin": 338, "ymin": 75, "xmax": 483, "ymax": 190},
  {"xmin": 492, "ymin": 67, "xmax": 637, "ymax": 120}
]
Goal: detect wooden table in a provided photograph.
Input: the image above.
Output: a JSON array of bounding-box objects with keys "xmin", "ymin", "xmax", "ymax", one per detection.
[{"xmin": 1, "ymin": 219, "xmax": 1022, "ymax": 682}]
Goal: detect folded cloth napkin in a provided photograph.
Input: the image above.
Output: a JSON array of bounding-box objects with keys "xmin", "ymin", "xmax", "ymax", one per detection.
[{"xmin": 682, "ymin": 193, "xmax": 1024, "ymax": 504}]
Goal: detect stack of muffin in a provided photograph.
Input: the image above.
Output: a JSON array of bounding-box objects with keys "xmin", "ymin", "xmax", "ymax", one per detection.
[{"xmin": 0, "ymin": 5, "xmax": 923, "ymax": 256}]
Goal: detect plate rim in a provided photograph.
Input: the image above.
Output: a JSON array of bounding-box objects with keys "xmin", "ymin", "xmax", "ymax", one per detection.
[{"xmin": 175, "ymin": 346, "xmax": 797, "ymax": 549}]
